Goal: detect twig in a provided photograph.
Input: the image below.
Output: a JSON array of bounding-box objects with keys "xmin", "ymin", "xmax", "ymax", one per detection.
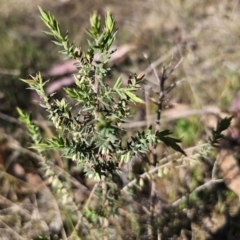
[
  {"xmin": 212, "ymin": 158, "xmax": 219, "ymax": 180},
  {"xmin": 1, "ymin": 132, "xmax": 90, "ymax": 235},
  {"xmin": 0, "ymin": 195, "xmax": 31, "ymax": 219},
  {"xmin": 0, "ymin": 219, "xmax": 25, "ymax": 240},
  {"xmin": 69, "ymin": 182, "xmax": 99, "ymax": 240},
  {"xmin": 144, "ymin": 47, "xmax": 178, "ymax": 76},
  {"xmin": 0, "ymin": 113, "xmax": 63, "ymax": 168},
  {"xmin": 0, "ymin": 112, "xmax": 21, "ymax": 124},
  {"xmin": 121, "ymin": 106, "xmax": 225, "ymax": 129},
  {"xmin": 0, "ymin": 111, "xmax": 53, "ymax": 127},
  {"xmin": 122, "ymin": 143, "xmax": 209, "ymax": 192},
  {"xmin": 101, "ymin": 176, "xmax": 109, "ymax": 240},
  {"xmin": 165, "ymin": 78, "xmax": 185, "ymax": 94},
  {"xmin": 0, "ymin": 68, "xmax": 20, "ymax": 76},
  {"xmin": 1, "ymin": 131, "xmax": 86, "ymax": 191},
  {"xmin": 148, "ymin": 58, "xmax": 183, "ymax": 166},
  {"xmin": 121, "ymin": 155, "xmax": 189, "ymax": 192},
  {"xmin": 148, "ymin": 54, "xmax": 168, "ymax": 236},
  {"xmin": 171, "ymin": 179, "xmax": 224, "ymax": 207},
  {"xmin": 145, "ymin": 86, "xmax": 151, "ymax": 128}
]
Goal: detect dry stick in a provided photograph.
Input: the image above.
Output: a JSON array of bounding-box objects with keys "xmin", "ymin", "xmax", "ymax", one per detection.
[
  {"xmin": 31, "ymin": 194, "xmax": 41, "ymax": 220},
  {"xmin": 0, "ymin": 195, "xmax": 32, "ymax": 219},
  {"xmin": 0, "ymin": 168, "xmax": 48, "ymax": 195},
  {"xmin": 1, "ymin": 131, "xmax": 86, "ymax": 191},
  {"xmin": 148, "ymin": 58, "xmax": 183, "ymax": 237},
  {"xmin": 0, "ymin": 111, "xmax": 53, "ymax": 128},
  {"xmin": 148, "ymin": 60, "xmax": 166, "ymax": 239},
  {"xmin": 69, "ymin": 182, "xmax": 99, "ymax": 240},
  {"xmin": 122, "ymin": 160, "xmax": 174, "ymax": 191},
  {"xmin": 0, "ymin": 219, "xmax": 25, "ymax": 240},
  {"xmin": 42, "ymin": 188, "xmax": 68, "ymax": 240},
  {"xmin": 0, "ymin": 68, "xmax": 20, "ymax": 76},
  {"xmin": 171, "ymin": 148, "xmax": 223, "ymax": 207},
  {"xmin": 165, "ymin": 77, "xmax": 185, "ymax": 95},
  {"xmin": 3, "ymin": 133, "xmax": 88, "ymax": 238},
  {"xmin": 54, "ymin": 165, "xmax": 88, "ymax": 190},
  {"xmin": 0, "ymin": 158, "xmax": 67, "ymax": 240},
  {"xmin": 122, "ymin": 149, "xmax": 224, "ymax": 209},
  {"xmin": 151, "ymin": 58, "xmax": 183, "ymax": 166},
  {"xmin": 0, "ymin": 112, "xmax": 21, "ymax": 124},
  {"xmin": 153, "ymin": 65, "xmax": 166, "ymax": 166},
  {"xmin": 158, "ymin": 229, "xmax": 161, "ymax": 240},
  {"xmin": 158, "ymin": 143, "xmax": 209, "ymax": 164},
  {"xmin": 20, "ymin": 146, "xmax": 84, "ymax": 192},
  {"xmin": 61, "ymin": 228, "xmax": 68, "ymax": 240},
  {"xmin": 10, "ymin": 122, "xmax": 56, "ymax": 181},
  {"xmin": 101, "ymin": 176, "xmax": 109, "ymax": 240},
  {"xmin": 212, "ymin": 156, "xmax": 219, "ymax": 180},
  {"xmin": 171, "ymin": 179, "xmax": 224, "ymax": 207},
  {"xmin": 144, "ymin": 83, "xmax": 155, "ymax": 238},
  {"xmin": 1, "ymin": 132, "xmax": 90, "ymax": 236},
  {"xmin": 144, "ymin": 47, "xmax": 178, "ymax": 76},
  {"xmin": 122, "ymin": 106, "xmax": 222, "ymax": 129},
  {"xmin": 108, "ymin": 216, "xmax": 123, "ymax": 238},
  {"xmin": 145, "ymin": 85, "xmax": 151, "ymax": 128},
  {"xmin": 34, "ymin": 189, "xmax": 66, "ymax": 240},
  {"xmin": 121, "ymin": 143, "xmax": 209, "ymax": 192}
]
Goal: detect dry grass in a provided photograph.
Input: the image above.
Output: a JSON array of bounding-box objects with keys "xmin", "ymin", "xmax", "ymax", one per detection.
[{"xmin": 1, "ymin": 0, "xmax": 240, "ymax": 110}]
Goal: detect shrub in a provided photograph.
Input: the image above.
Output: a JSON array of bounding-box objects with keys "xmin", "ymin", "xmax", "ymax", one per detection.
[{"xmin": 17, "ymin": 7, "xmax": 232, "ymax": 239}]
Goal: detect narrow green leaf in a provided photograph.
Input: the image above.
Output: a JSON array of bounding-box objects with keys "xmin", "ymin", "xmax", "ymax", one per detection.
[
  {"xmin": 125, "ymin": 91, "xmax": 145, "ymax": 103},
  {"xmin": 113, "ymin": 76, "xmax": 122, "ymax": 89},
  {"xmin": 39, "ymin": 7, "xmax": 49, "ymax": 22},
  {"xmin": 52, "ymin": 40, "xmax": 63, "ymax": 46}
]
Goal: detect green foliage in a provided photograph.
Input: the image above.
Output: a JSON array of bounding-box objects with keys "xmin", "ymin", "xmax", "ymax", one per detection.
[
  {"xmin": 17, "ymin": 107, "xmax": 41, "ymax": 144},
  {"xmin": 19, "ymin": 9, "xmax": 185, "ymax": 181},
  {"xmin": 174, "ymin": 117, "xmax": 202, "ymax": 146},
  {"xmin": 13, "ymin": 6, "xmax": 235, "ymax": 240},
  {"xmin": 156, "ymin": 129, "xmax": 186, "ymax": 155},
  {"xmin": 39, "ymin": 7, "xmax": 75, "ymax": 58},
  {"xmin": 17, "ymin": 107, "xmax": 73, "ymax": 204},
  {"xmin": 209, "ymin": 116, "xmax": 233, "ymax": 147}
]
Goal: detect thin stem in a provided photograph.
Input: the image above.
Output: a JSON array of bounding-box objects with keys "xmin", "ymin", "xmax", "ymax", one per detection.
[{"xmin": 172, "ymin": 179, "xmax": 224, "ymax": 207}]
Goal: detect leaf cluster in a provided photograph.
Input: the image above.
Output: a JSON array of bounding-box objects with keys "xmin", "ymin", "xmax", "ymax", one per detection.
[{"xmin": 209, "ymin": 116, "xmax": 232, "ymax": 147}]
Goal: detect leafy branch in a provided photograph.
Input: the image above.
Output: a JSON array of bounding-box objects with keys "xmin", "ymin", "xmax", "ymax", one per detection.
[
  {"xmin": 19, "ymin": 9, "xmax": 185, "ymax": 182},
  {"xmin": 209, "ymin": 116, "xmax": 233, "ymax": 147}
]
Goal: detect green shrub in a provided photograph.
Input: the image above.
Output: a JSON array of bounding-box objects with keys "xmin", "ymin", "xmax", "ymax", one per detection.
[
  {"xmin": 17, "ymin": 7, "xmax": 232, "ymax": 239},
  {"xmin": 18, "ymin": 7, "xmax": 185, "ymax": 182}
]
